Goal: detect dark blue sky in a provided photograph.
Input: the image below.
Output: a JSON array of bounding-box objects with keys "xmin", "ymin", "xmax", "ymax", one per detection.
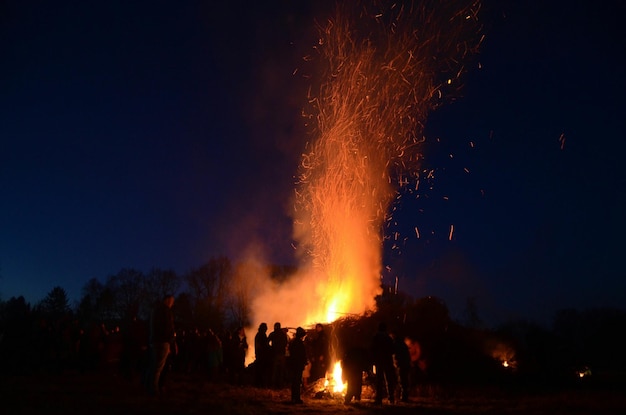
[{"xmin": 2, "ymin": 0, "xmax": 625, "ymax": 326}]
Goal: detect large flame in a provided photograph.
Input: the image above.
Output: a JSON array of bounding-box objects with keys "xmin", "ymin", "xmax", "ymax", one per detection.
[{"xmin": 246, "ymin": 0, "xmax": 482, "ymax": 366}]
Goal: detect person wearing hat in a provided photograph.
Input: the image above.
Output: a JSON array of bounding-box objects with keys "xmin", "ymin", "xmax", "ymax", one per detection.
[{"xmin": 287, "ymin": 327, "xmax": 308, "ymax": 404}]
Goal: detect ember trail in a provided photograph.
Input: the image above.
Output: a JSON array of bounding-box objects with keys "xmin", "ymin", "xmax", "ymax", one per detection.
[
  {"xmin": 295, "ymin": 0, "xmax": 482, "ymax": 323},
  {"xmin": 249, "ymin": 0, "xmax": 483, "ymax": 386}
]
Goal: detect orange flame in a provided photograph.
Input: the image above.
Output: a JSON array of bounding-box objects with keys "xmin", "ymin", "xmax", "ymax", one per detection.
[
  {"xmin": 323, "ymin": 361, "xmax": 346, "ymax": 393},
  {"xmin": 245, "ymin": 0, "xmax": 482, "ymax": 364}
]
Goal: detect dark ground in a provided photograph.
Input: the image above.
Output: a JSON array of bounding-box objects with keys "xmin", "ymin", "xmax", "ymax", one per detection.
[{"xmin": 2, "ymin": 371, "xmax": 626, "ymax": 415}]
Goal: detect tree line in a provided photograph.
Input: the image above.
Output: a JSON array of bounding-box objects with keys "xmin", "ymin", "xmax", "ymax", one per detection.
[
  {"xmin": 1, "ymin": 256, "xmax": 297, "ymax": 333},
  {"xmin": 1, "ymin": 256, "xmax": 625, "ymax": 391}
]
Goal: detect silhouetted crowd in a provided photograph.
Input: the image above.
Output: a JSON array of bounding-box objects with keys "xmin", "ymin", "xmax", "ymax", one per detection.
[
  {"xmin": 247, "ymin": 319, "xmax": 414, "ymax": 405},
  {"xmin": 0, "ymin": 297, "xmax": 417, "ymax": 405}
]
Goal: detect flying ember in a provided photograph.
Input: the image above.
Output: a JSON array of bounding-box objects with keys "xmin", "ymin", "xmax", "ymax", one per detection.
[
  {"xmin": 293, "ymin": 0, "xmax": 482, "ymax": 322},
  {"xmin": 248, "ymin": 0, "xmax": 482, "ymax": 368}
]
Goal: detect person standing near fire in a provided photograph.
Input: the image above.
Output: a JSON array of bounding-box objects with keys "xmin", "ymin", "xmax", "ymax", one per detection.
[
  {"xmin": 392, "ymin": 330, "xmax": 411, "ymax": 402},
  {"xmin": 341, "ymin": 344, "xmax": 370, "ymax": 404},
  {"xmin": 287, "ymin": 327, "xmax": 308, "ymax": 404},
  {"xmin": 310, "ymin": 323, "xmax": 330, "ymax": 382},
  {"xmin": 371, "ymin": 322, "xmax": 397, "ymax": 404},
  {"xmin": 230, "ymin": 326, "xmax": 248, "ymax": 385},
  {"xmin": 146, "ymin": 294, "xmax": 176, "ymax": 396},
  {"xmin": 254, "ymin": 322, "xmax": 270, "ymax": 387},
  {"xmin": 268, "ymin": 322, "xmax": 288, "ymax": 389}
]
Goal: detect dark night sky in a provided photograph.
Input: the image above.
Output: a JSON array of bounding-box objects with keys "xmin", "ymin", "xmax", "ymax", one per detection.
[{"xmin": 1, "ymin": 0, "xmax": 625, "ymax": 326}]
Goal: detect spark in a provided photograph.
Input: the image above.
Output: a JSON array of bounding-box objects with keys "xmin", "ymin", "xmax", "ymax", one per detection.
[{"xmin": 250, "ymin": 0, "xmax": 483, "ymax": 339}]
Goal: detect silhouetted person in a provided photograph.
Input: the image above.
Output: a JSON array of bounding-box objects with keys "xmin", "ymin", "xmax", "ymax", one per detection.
[
  {"xmin": 268, "ymin": 322, "xmax": 288, "ymax": 388},
  {"xmin": 206, "ymin": 328, "xmax": 223, "ymax": 382},
  {"xmin": 220, "ymin": 329, "xmax": 233, "ymax": 379},
  {"xmin": 342, "ymin": 345, "xmax": 370, "ymax": 404},
  {"xmin": 287, "ymin": 327, "xmax": 308, "ymax": 404},
  {"xmin": 230, "ymin": 326, "xmax": 248, "ymax": 384},
  {"xmin": 120, "ymin": 313, "xmax": 147, "ymax": 381},
  {"xmin": 146, "ymin": 295, "xmax": 176, "ymax": 396},
  {"xmin": 392, "ymin": 331, "xmax": 411, "ymax": 402},
  {"xmin": 310, "ymin": 323, "xmax": 330, "ymax": 382},
  {"xmin": 371, "ymin": 322, "xmax": 397, "ymax": 404},
  {"xmin": 254, "ymin": 322, "xmax": 270, "ymax": 387},
  {"xmin": 79, "ymin": 321, "xmax": 106, "ymax": 373},
  {"xmin": 188, "ymin": 328, "xmax": 207, "ymax": 373}
]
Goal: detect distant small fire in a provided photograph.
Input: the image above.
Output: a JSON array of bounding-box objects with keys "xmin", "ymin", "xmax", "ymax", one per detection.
[
  {"xmin": 577, "ymin": 366, "xmax": 591, "ymax": 378},
  {"xmin": 490, "ymin": 342, "xmax": 517, "ymax": 370}
]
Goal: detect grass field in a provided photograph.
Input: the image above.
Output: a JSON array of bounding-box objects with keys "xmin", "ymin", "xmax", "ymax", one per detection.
[{"xmin": 2, "ymin": 370, "xmax": 626, "ymax": 415}]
